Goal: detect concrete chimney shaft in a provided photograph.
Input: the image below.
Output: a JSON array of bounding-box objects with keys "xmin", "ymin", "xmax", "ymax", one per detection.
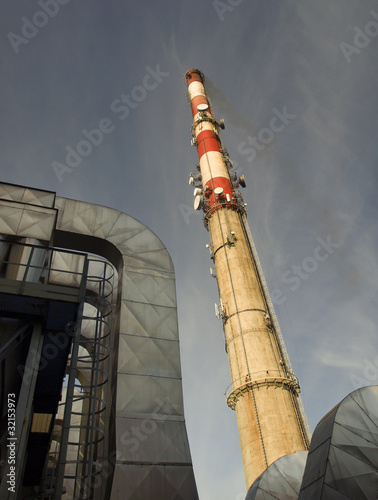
[{"xmin": 185, "ymin": 69, "xmax": 310, "ymax": 488}]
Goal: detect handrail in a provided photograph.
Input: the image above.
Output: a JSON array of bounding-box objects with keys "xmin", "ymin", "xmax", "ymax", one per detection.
[
  {"xmin": 0, "ymin": 240, "xmax": 88, "ymax": 290},
  {"xmin": 225, "ymin": 370, "xmax": 300, "ymax": 399}
]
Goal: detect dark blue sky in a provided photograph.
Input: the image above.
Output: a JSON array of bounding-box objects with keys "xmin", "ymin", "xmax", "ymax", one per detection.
[{"xmin": 1, "ymin": 1, "xmax": 378, "ymax": 498}]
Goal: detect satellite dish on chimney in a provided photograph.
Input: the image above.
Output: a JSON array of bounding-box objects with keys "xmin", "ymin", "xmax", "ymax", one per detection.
[
  {"xmin": 214, "ymin": 187, "xmax": 224, "ymax": 195},
  {"xmin": 215, "ymin": 303, "xmax": 220, "ymax": 319},
  {"xmin": 197, "ymin": 103, "xmax": 209, "ymax": 112},
  {"xmin": 194, "ymin": 195, "xmax": 203, "ymax": 210}
]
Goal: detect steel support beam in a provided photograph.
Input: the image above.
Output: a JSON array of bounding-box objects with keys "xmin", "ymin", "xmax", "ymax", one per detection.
[{"xmin": 0, "ymin": 323, "xmax": 43, "ymax": 498}]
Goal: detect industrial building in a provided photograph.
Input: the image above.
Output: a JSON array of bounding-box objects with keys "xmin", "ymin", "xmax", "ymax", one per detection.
[{"xmin": 0, "ymin": 182, "xmax": 198, "ymax": 499}]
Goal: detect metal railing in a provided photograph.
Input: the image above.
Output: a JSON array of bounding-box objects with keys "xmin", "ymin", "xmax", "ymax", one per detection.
[
  {"xmin": 49, "ymin": 258, "xmax": 115, "ymax": 500},
  {"xmin": 224, "ymin": 370, "xmax": 300, "ymax": 400},
  {"xmin": 0, "ymin": 240, "xmax": 88, "ymax": 298}
]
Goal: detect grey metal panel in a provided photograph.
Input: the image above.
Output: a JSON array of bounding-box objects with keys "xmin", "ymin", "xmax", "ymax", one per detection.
[
  {"xmin": 99, "ymin": 213, "xmax": 158, "ymax": 251},
  {"xmin": 325, "ymin": 445, "xmax": 377, "ymax": 499},
  {"xmin": 55, "ymin": 199, "xmax": 173, "ymax": 273},
  {"xmin": 88, "ymin": 207, "xmax": 126, "ymax": 241},
  {"xmin": 337, "ymin": 388, "xmax": 378, "ymax": 442},
  {"xmin": 6, "ymin": 240, "xmax": 46, "ymax": 282},
  {"xmin": 115, "ymin": 419, "xmax": 192, "ymax": 464},
  {"xmin": 299, "ymin": 437, "xmax": 331, "ymax": 490},
  {"xmin": 55, "ymin": 197, "xmax": 98, "ymax": 236},
  {"xmin": 110, "ymin": 465, "xmax": 198, "ymax": 500},
  {"xmin": 118, "ymin": 334, "xmax": 181, "ymax": 378},
  {"xmin": 332, "ymin": 422, "xmax": 377, "ymax": 467},
  {"xmin": 246, "ymin": 451, "xmax": 307, "ymax": 500},
  {"xmin": 321, "ymin": 484, "xmax": 351, "ymax": 500},
  {"xmin": 308, "ymin": 406, "xmax": 338, "ymax": 452},
  {"xmin": 49, "ymin": 251, "xmax": 86, "ymax": 287},
  {"xmin": 120, "ymin": 301, "xmax": 179, "ymax": 340},
  {"xmin": 122, "ymin": 250, "xmax": 173, "ymax": 274},
  {"xmin": 0, "ymin": 183, "xmax": 55, "ymax": 208},
  {"xmin": 115, "ymin": 374, "xmax": 184, "ymax": 418},
  {"xmin": 0, "ymin": 183, "xmax": 27, "ymax": 203},
  {"xmin": 121, "ymin": 271, "xmax": 176, "ymax": 307},
  {"xmin": 298, "ymin": 478, "xmax": 324, "ymax": 500},
  {"xmin": 0, "ymin": 200, "xmax": 56, "ymax": 241}
]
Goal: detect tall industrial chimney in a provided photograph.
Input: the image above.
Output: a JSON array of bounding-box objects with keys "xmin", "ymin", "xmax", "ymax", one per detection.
[{"xmin": 185, "ymin": 69, "xmax": 310, "ymax": 488}]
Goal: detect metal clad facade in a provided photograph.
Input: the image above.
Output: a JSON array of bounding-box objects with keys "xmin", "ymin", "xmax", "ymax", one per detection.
[
  {"xmin": 298, "ymin": 386, "xmax": 378, "ymax": 500},
  {"xmin": 0, "ymin": 183, "xmax": 197, "ymax": 499},
  {"xmin": 54, "ymin": 197, "xmax": 198, "ymax": 499}
]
